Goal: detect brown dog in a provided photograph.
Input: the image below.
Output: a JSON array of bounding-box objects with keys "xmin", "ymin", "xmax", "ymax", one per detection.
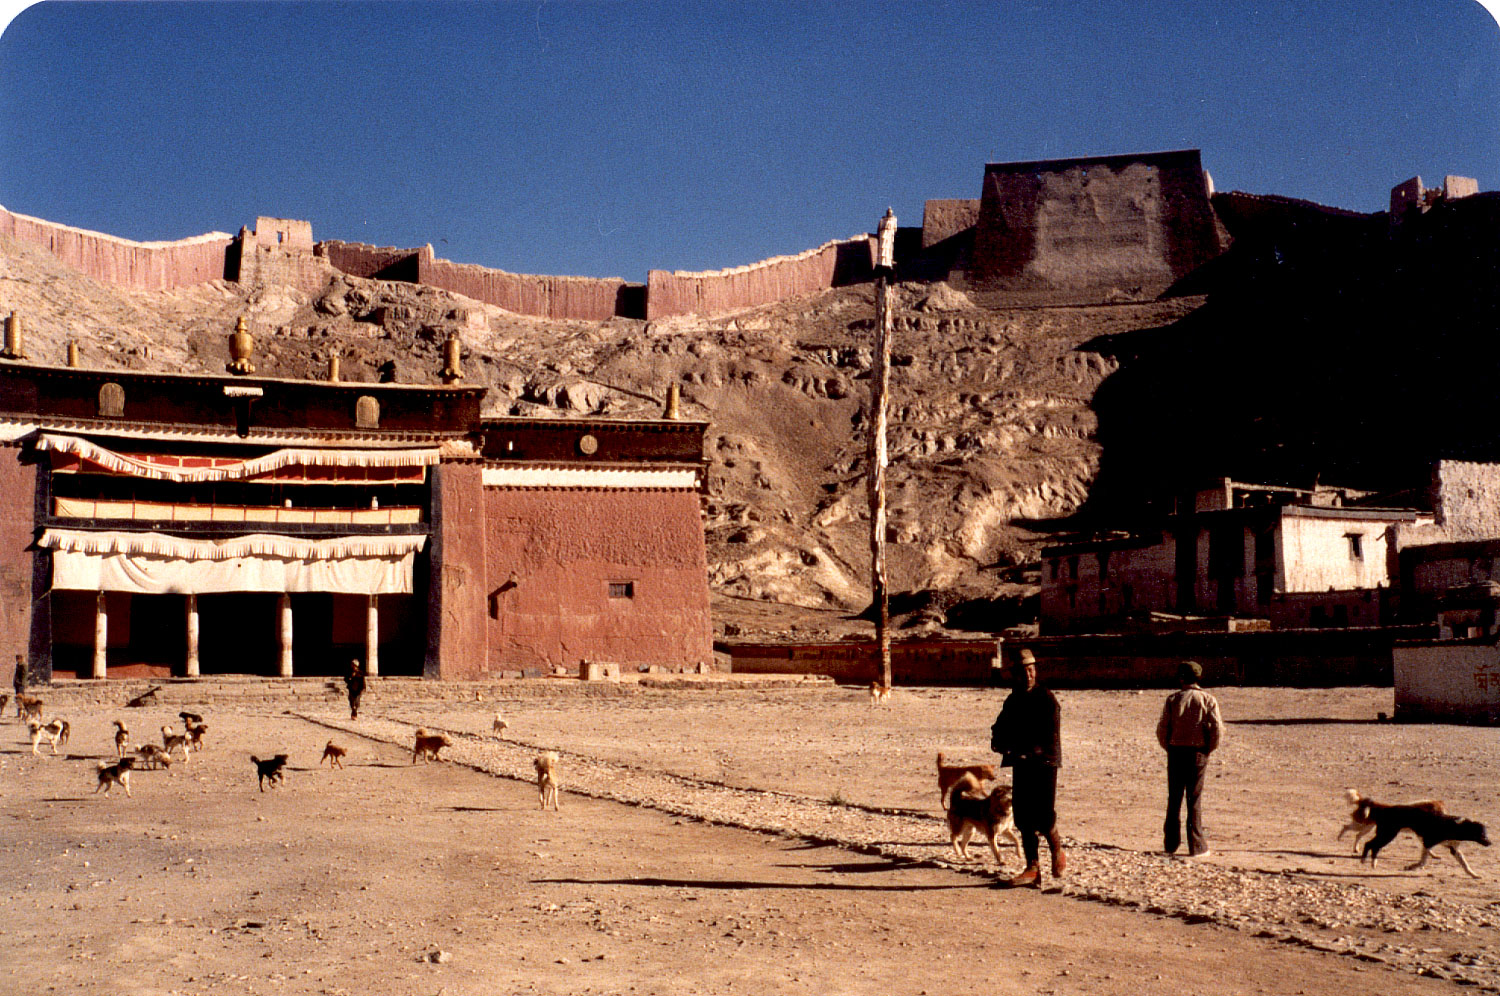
[
  {"xmin": 320, "ymin": 740, "xmax": 347, "ymax": 769},
  {"xmin": 95, "ymin": 756, "xmax": 136, "ymax": 797},
  {"xmin": 534, "ymin": 751, "xmax": 561, "ymax": 810},
  {"xmin": 17, "ymin": 694, "xmax": 43, "ymax": 722},
  {"xmin": 1340, "ymin": 789, "xmax": 1444, "ymax": 853},
  {"xmin": 869, "ymin": 681, "xmax": 892, "ymax": 706},
  {"xmin": 135, "ymin": 743, "xmax": 172, "ymax": 770},
  {"xmin": 412, "ymin": 729, "xmax": 452, "ymax": 764},
  {"xmin": 936, "ymin": 752, "xmax": 998, "ymax": 809},
  {"xmin": 945, "ymin": 771, "xmax": 1022, "ymax": 865},
  {"xmin": 113, "ymin": 719, "xmax": 130, "ymax": 758}
]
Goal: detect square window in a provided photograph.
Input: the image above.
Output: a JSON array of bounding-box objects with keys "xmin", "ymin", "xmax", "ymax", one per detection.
[
  {"xmin": 1346, "ymin": 533, "xmax": 1364, "ymax": 560},
  {"xmin": 608, "ymin": 581, "xmax": 634, "ymax": 599}
]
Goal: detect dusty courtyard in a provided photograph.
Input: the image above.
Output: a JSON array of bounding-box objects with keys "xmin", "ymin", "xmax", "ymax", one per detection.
[{"xmin": 1, "ymin": 680, "xmax": 1497, "ymax": 996}]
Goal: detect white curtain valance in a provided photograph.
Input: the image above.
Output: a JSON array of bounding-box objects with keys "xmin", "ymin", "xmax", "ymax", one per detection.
[
  {"xmin": 41, "ymin": 529, "xmax": 425, "ymax": 596},
  {"xmin": 35, "ymin": 433, "xmax": 440, "ymax": 482}
]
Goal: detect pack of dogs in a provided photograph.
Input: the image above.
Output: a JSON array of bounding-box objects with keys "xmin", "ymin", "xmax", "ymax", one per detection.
[{"xmin": 10, "ymin": 691, "xmax": 1491, "ymax": 881}]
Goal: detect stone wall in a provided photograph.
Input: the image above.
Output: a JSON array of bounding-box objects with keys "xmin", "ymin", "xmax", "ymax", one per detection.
[
  {"xmin": 969, "ymin": 149, "xmax": 1222, "ymax": 306},
  {"xmin": 921, "ymin": 199, "xmax": 981, "ymax": 249},
  {"xmin": 430, "ymin": 462, "xmax": 490, "ymax": 680},
  {"xmin": 0, "ymin": 205, "xmax": 232, "ymax": 291},
  {"xmin": 416, "ymin": 246, "xmax": 633, "ymax": 321},
  {"xmin": 0, "ymin": 445, "xmax": 37, "ymax": 683},
  {"xmin": 316, "ymin": 240, "xmax": 422, "ymax": 281},
  {"xmin": 645, "ymin": 236, "xmax": 874, "ymax": 320},
  {"xmin": 724, "ymin": 638, "xmax": 1000, "ymax": 686},
  {"xmin": 483, "ymin": 488, "xmax": 712, "ymax": 673}
]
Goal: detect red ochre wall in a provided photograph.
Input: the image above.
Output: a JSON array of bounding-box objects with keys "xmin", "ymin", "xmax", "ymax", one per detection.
[
  {"xmin": 416, "ymin": 247, "xmax": 628, "ymax": 322},
  {"xmin": 0, "ymin": 206, "xmax": 232, "ymax": 291},
  {"xmin": 316, "ymin": 240, "xmax": 421, "ymax": 280},
  {"xmin": 432, "ymin": 463, "xmax": 490, "ymax": 680},
  {"xmin": 645, "ymin": 236, "xmax": 875, "ymax": 320},
  {"xmin": 0, "ymin": 446, "xmax": 36, "ymax": 685},
  {"xmin": 483, "ymin": 488, "xmax": 712, "ymax": 673}
]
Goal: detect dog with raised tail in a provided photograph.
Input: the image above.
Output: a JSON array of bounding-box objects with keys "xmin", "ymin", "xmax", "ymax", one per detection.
[
  {"xmin": 1353, "ymin": 790, "xmax": 1491, "ymax": 878},
  {"xmin": 113, "ymin": 720, "xmax": 130, "ymax": 758},
  {"xmin": 492, "ymin": 712, "xmax": 509, "ymax": 737},
  {"xmin": 937, "ymin": 752, "xmax": 999, "ymax": 809},
  {"xmin": 320, "ymin": 740, "xmax": 346, "ymax": 769},
  {"xmin": 944, "ymin": 771, "xmax": 1022, "ymax": 866},
  {"xmin": 161, "ymin": 726, "xmax": 191, "ymax": 762},
  {"xmin": 535, "ymin": 751, "xmax": 561, "ymax": 810},
  {"xmin": 869, "ymin": 681, "xmax": 892, "ymax": 706},
  {"xmin": 412, "ymin": 729, "xmax": 452, "ymax": 764},
  {"xmin": 251, "ymin": 754, "xmax": 289, "ymax": 792},
  {"xmin": 94, "ymin": 756, "xmax": 136, "ymax": 797},
  {"xmin": 180, "ymin": 713, "xmax": 209, "ymax": 751}
]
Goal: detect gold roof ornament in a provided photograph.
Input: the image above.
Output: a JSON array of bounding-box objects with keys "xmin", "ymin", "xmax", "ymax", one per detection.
[
  {"xmin": 440, "ymin": 333, "xmax": 463, "ymax": 384},
  {"xmin": 663, "ymin": 382, "xmax": 681, "ymax": 420},
  {"xmin": 2, "ymin": 311, "xmax": 26, "ymax": 360},
  {"xmin": 67, "ymin": 341, "xmax": 80, "ymax": 368},
  {"xmin": 327, "ymin": 354, "xmax": 341, "ymax": 383},
  {"xmin": 227, "ymin": 316, "xmax": 255, "ymax": 375}
]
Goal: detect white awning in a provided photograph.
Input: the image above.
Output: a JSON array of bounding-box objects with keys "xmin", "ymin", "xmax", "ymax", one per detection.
[
  {"xmin": 35, "ymin": 433, "xmax": 440, "ymax": 482},
  {"xmin": 481, "ymin": 463, "xmax": 701, "ymax": 490},
  {"xmin": 40, "ymin": 529, "xmax": 425, "ymax": 595}
]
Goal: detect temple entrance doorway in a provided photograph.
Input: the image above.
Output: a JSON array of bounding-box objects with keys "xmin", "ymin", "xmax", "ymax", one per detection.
[{"xmin": 197, "ymin": 593, "xmax": 281, "ymax": 675}]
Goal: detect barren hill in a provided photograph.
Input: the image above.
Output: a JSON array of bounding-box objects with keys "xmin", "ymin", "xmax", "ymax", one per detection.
[{"xmin": 1, "ymin": 229, "xmax": 1209, "ymax": 641}]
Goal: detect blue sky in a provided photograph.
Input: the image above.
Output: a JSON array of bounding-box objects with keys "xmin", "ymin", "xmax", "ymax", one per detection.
[{"xmin": 1, "ymin": 1, "xmax": 1497, "ymax": 281}]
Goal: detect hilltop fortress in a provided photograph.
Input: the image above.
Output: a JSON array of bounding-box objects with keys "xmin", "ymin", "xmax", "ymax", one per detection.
[{"xmin": 0, "ymin": 149, "xmax": 1482, "ymax": 321}]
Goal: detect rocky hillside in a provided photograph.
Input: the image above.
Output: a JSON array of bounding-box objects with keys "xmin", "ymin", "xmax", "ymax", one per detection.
[{"xmin": 2, "ymin": 231, "xmax": 1214, "ymax": 640}]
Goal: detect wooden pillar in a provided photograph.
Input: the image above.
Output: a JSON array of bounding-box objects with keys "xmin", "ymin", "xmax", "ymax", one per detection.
[
  {"xmin": 277, "ymin": 594, "xmax": 293, "ymax": 677},
  {"xmin": 365, "ymin": 595, "xmax": 380, "ymax": 677},
  {"xmin": 869, "ymin": 208, "xmax": 897, "ymax": 690},
  {"xmin": 184, "ymin": 593, "xmax": 200, "ymax": 678},
  {"xmin": 92, "ymin": 591, "xmax": 108, "ymax": 680}
]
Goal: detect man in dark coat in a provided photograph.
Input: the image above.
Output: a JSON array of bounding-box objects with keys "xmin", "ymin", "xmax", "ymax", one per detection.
[
  {"xmin": 990, "ymin": 648, "xmax": 1065, "ymax": 887},
  {"xmin": 12, "ymin": 653, "xmax": 26, "ymax": 697},
  {"xmin": 343, "ymin": 659, "xmax": 366, "ymax": 720}
]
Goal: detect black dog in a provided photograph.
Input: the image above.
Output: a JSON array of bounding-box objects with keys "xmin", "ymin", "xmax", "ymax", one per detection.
[
  {"xmin": 251, "ymin": 754, "xmax": 289, "ymax": 792},
  {"xmin": 1360, "ymin": 802, "xmax": 1491, "ymax": 878}
]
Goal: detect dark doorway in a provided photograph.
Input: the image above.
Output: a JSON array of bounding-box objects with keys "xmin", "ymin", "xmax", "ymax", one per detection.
[{"xmin": 197, "ymin": 593, "xmax": 281, "ymax": 675}]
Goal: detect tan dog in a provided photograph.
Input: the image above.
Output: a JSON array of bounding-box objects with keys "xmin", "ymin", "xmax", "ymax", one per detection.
[
  {"xmin": 492, "ymin": 712, "xmax": 509, "ymax": 736},
  {"xmin": 945, "ymin": 771, "xmax": 1022, "ymax": 865},
  {"xmin": 534, "ymin": 751, "xmax": 561, "ymax": 810},
  {"xmin": 412, "ymin": 729, "xmax": 452, "ymax": 764},
  {"xmin": 181, "ymin": 713, "xmax": 208, "ymax": 751},
  {"xmin": 40, "ymin": 717, "xmax": 69, "ymax": 753},
  {"xmin": 320, "ymin": 740, "xmax": 346, "ymax": 769},
  {"xmin": 95, "ymin": 756, "xmax": 136, "ymax": 797},
  {"xmin": 27, "ymin": 718, "xmax": 45, "ymax": 755},
  {"xmin": 113, "ymin": 719, "xmax": 130, "ymax": 758},
  {"xmin": 135, "ymin": 743, "xmax": 172, "ymax": 770},
  {"xmin": 161, "ymin": 725, "xmax": 191, "ymax": 762},
  {"xmin": 936, "ymin": 752, "xmax": 998, "ymax": 809},
  {"xmin": 869, "ymin": 681, "xmax": 892, "ymax": 706},
  {"xmin": 17, "ymin": 694, "xmax": 43, "ymax": 722}
]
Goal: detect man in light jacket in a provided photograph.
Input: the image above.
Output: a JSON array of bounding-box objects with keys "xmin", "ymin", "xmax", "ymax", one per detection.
[{"xmin": 1156, "ymin": 660, "xmax": 1223, "ymax": 858}]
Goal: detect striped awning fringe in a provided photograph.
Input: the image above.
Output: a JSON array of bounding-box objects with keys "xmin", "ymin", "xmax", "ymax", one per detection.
[
  {"xmin": 34, "ymin": 433, "xmax": 440, "ymax": 482},
  {"xmin": 38, "ymin": 528, "xmax": 426, "ymax": 562}
]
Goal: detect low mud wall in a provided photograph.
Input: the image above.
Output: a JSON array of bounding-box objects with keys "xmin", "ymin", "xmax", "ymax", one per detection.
[
  {"xmin": 317, "ymin": 240, "xmax": 422, "ymax": 281},
  {"xmin": 646, "ymin": 236, "xmax": 874, "ymax": 320},
  {"xmin": 418, "ymin": 247, "xmax": 633, "ymax": 321},
  {"xmin": 723, "ymin": 639, "xmax": 1000, "ymax": 686},
  {"xmin": 0, "ymin": 206, "xmax": 232, "ymax": 290}
]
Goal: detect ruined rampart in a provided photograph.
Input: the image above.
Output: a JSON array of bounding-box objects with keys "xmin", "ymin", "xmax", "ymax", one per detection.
[
  {"xmin": 970, "ymin": 149, "xmax": 1222, "ymax": 306},
  {"xmin": 316, "ymin": 240, "xmax": 423, "ymax": 282},
  {"xmin": 645, "ymin": 236, "xmax": 875, "ymax": 320},
  {"xmin": 0, "ymin": 205, "xmax": 232, "ymax": 291},
  {"xmin": 414, "ymin": 246, "xmax": 632, "ymax": 322}
]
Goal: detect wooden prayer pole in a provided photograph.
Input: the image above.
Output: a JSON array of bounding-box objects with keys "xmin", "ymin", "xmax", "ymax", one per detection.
[{"xmin": 869, "ymin": 208, "xmax": 897, "ymax": 690}]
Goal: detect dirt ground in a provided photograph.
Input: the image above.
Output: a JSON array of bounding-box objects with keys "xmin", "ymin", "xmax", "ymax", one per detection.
[{"xmin": 1, "ymin": 683, "xmax": 1496, "ymax": 996}]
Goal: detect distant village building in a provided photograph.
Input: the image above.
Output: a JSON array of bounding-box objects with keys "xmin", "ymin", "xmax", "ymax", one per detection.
[
  {"xmin": 1040, "ymin": 478, "xmax": 1426, "ymax": 635},
  {"xmin": 0, "ymin": 333, "xmax": 711, "ymax": 685}
]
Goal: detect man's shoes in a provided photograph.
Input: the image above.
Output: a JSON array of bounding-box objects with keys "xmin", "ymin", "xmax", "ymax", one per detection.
[
  {"xmin": 1046, "ymin": 832, "xmax": 1067, "ymax": 877},
  {"xmin": 1008, "ymin": 864, "xmax": 1041, "ymax": 887},
  {"xmin": 1187, "ymin": 849, "xmax": 1212, "ymax": 859}
]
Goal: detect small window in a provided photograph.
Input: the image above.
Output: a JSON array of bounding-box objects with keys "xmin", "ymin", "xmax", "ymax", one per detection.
[
  {"xmin": 1346, "ymin": 533, "xmax": 1364, "ymax": 561},
  {"xmin": 608, "ymin": 582, "xmax": 634, "ymax": 599}
]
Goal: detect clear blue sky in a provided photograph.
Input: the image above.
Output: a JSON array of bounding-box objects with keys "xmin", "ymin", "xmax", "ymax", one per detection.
[{"xmin": 1, "ymin": 1, "xmax": 1497, "ymax": 281}]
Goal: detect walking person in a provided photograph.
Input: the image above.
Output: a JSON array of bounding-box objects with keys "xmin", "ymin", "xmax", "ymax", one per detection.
[
  {"xmin": 12, "ymin": 653, "xmax": 27, "ymax": 697},
  {"xmin": 1156, "ymin": 660, "xmax": 1224, "ymax": 858},
  {"xmin": 990, "ymin": 648, "xmax": 1065, "ymax": 887},
  {"xmin": 344, "ymin": 658, "xmax": 366, "ymax": 720}
]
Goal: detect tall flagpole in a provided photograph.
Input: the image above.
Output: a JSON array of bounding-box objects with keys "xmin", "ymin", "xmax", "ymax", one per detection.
[{"xmin": 869, "ymin": 208, "xmax": 897, "ymax": 690}]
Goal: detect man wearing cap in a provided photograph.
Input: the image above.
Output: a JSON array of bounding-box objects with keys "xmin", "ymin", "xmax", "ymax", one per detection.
[
  {"xmin": 1156, "ymin": 661, "xmax": 1224, "ymax": 858},
  {"xmin": 989, "ymin": 648, "xmax": 1065, "ymax": 887}
]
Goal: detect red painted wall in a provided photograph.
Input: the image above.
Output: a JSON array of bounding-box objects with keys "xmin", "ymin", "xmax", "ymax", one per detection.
[
  {"xmin": 316, "ymin": 240, "xmax": 421, "ymax": 280},
  {"xmin": 646, "ymin": 236, "xmax": 874, "ymax": 320},
  {"xmin": 416, "ymin": 247, "xmax": 628, "ymax": 322},
  {"xmin": 433, "ymin": 463, "xmax": 490, "ymax": 679},
  {"xmin": 0, "ymin": 446, "xmax": 35, "ymax": 685},
  {"xmin": 484, "ymin": 488, "xmax": 711, "ymax": 672},
  {"xmin": 0, "ymin": 206, "xmax": 231, "ymax": 290}
]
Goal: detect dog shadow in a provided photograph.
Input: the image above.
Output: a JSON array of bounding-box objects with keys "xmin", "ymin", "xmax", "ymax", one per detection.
[
  {"xmin": 42, "ymin": 796, "xmax": 91, "ymax": 803},
  {"xmin": 1227, "ymin": 718, "xmax": 1385, "ymax": 726},
  {"xmin": 447, "ymin": 805, "xmax": 506, "ymax": 813}
]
